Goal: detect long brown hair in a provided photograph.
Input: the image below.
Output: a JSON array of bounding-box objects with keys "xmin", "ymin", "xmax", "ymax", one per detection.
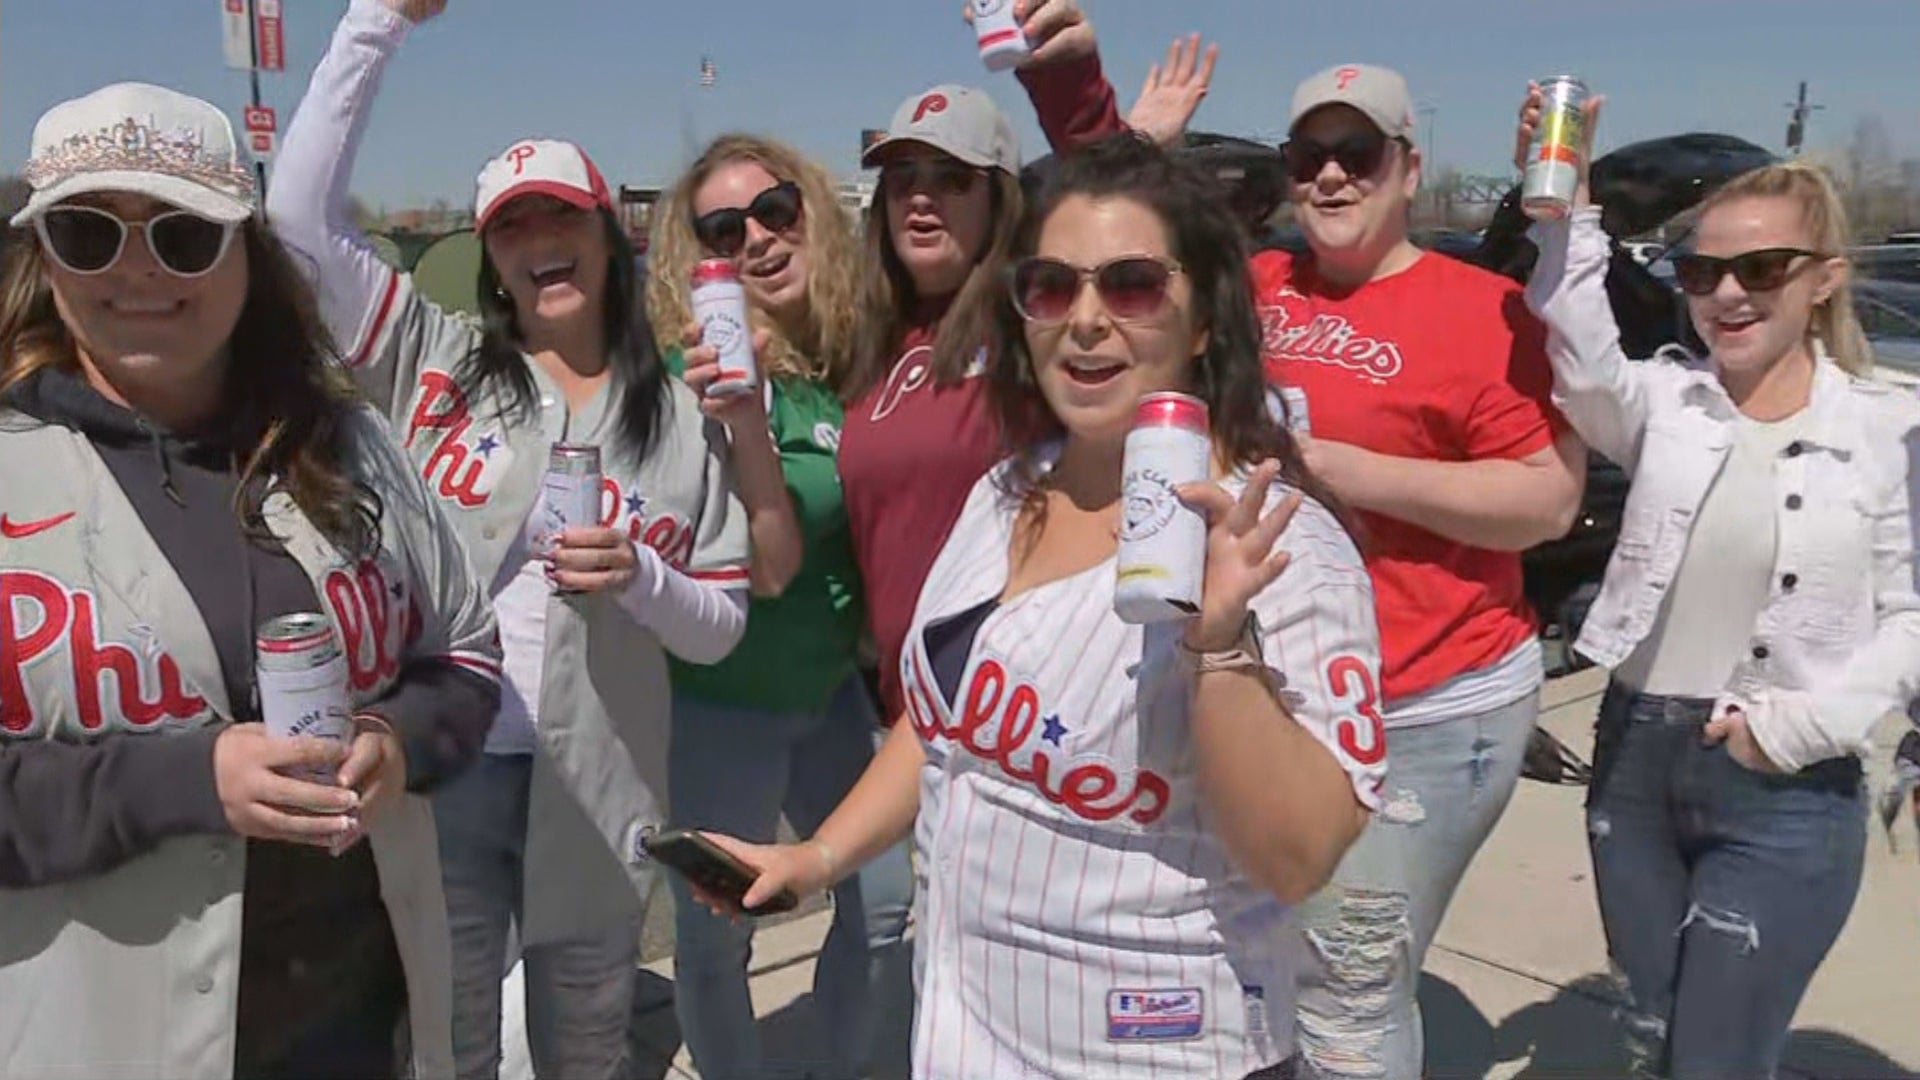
[
  {"xmin": 989, "ymin": 135, "xmax": 1346, "ymax": 526},
  {"xmin": 843, "ymin": 164, "xmax": 1024, "ymax": 403},
  {"xmin": 1697, "ymin": 160, "xmax": 1872, "ymax": 375},
  {"xmin": 0, "ymin": 220, "xmax": 383, "ymax": 554},
  {"xmin": 647, "ymin": 133, "xmax": 861, "ymax": 387}
]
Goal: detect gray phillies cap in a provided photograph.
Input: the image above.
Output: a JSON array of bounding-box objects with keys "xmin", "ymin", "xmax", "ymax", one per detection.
[
  {"xmin": 1288, "ymin": 63, "xmax": 1418, "ymax": 142},
  {"xmin": 861, "ymin": 84, "xmax": 1020, "ymax": 175},
  {"xmin": 12, "ymin": 82, "xmax": 257, "ymax": 227}
]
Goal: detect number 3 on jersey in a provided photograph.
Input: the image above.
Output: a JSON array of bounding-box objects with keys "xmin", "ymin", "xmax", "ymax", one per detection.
[{"xmin": 1326, "ymin": 654, "xmax": 1386, "ymax": 766}]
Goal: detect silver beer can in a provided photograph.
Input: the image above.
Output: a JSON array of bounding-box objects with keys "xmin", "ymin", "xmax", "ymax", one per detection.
[
  {"xmin": 256, "ymin": 612, "xmax": 354, "ymax": 781},
  {"xmin": 1115, "ymin": 392, "xmax": 1211, "ymax": 625},
  {"xmin": 1522, "ymin": 75, "xmax": 1590, "ymax": 221},
  {"xmin": 691, "ymin": 258, "xmax": 760, "ymax": 397},
  {"xmin": 539, "ymin": 442, "xmax": 603, "ymax": 547}
]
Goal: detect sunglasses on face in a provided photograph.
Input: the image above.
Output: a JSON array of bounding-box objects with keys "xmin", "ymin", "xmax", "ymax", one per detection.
[
  {"xmin": 880, "ymin": 159, "xmax": 982, "ymax": 198},
  {"xmin": 1281, "ymin": 131, "xmax": 1398, "ymax": 184},
  {"xmin": 1671, "ymin": 247, "xmax": 1828, "ymax": 297},
  {"xmin": 691, "ymin": 180, "xmax": 803, "ymax": 258},
  {"xmin": 35, "ymin": 204, "xmax": 236, "ymax": 278},
  {"xmin": 1009, "ymin": 255, "xmax": 1184, "ymax": 325}
]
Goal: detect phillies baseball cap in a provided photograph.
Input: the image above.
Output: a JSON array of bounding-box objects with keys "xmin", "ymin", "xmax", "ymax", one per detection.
[
  {"xmin": 861, "ymin": 85, "xmax": 1020, "ymax": 175},
  {"xmin": 474, "ymin": 138, "xmax": 614, "ymax": 230},
  {"xmin": 12, "ymin": 82, "xmax": 257, "ymax": 227},
  {"xmin": 1288, "ymin": 64, "xmax": 1418, "ymax": 142}
]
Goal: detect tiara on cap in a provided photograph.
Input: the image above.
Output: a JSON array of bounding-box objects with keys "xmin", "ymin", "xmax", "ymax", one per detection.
[{"xmin": 24, "ymin": 116, "xmax": 255, "ymax": 202}]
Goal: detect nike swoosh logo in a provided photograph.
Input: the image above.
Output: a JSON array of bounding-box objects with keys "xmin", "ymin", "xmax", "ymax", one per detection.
[{"xmin": 0, "ymin": 512, "xmax": 76, "ymax": 539}]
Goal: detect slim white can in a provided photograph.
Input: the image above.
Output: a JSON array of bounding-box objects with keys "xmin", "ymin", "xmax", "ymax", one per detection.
[
  {"xmin": 539, "ymin": 442, "xmax": 603, "ymax": 550},
  {"xmin": 1277, "ymin": 385, "xmax": 1311, "ymax": 434},
  {"xmin": 971, "ymin": 0, "xmax": 1032, "ymax": 71},
  {"xmin": 256, "ymin": 612, "xmax": 354, "ymax": 781},
  {"xmin": 1115, "ymin": 393, "xmax": 1211, "ymax": 624},
  {"xmin": 691, "ymin": 258, "xmax": 759, "ymax": 397}
]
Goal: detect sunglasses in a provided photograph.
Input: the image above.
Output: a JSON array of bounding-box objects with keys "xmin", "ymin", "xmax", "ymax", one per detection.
[
  {"xmin": 691, "ymin": 181, "xmax": 803, "ymax": 258},
  {"xmin": 879, "ymin": 159, "xmax": 982, "ymax": 198},
  {"xmin": 1281, "ymin": 131, "xmax": 1399, "ymax": 184},
  {"xmin": 1009, "ymin": 255, "xmax": 1184, "ymax": 325},
  {"xmin": 1671, "ymin": 247, "xmax": 1829, "ymax": 297},
  {"xmin": 35, "ymin": 204, "xmax": 237, "ymax": 278}
]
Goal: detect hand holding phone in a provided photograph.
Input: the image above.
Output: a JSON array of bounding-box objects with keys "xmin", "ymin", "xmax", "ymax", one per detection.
[{"xmin": 642, "ymin": 829, "xmax": 802, "ymax": 916}]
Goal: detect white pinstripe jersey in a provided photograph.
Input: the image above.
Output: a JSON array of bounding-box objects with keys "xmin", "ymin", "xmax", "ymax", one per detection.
[{"xmin": 899, "ymin": 463, "xmax": 1386, "ymax": 1080}]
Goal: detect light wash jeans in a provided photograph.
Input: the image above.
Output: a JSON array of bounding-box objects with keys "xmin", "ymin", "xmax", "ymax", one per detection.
[
  {"xmin": 667, "ymin": 676, "xmax": 916, "ymax": 1080},
  {"xmin": 1293, "ymin": 692, "xmax": 1538, "ymax": 1079},
  {"xmin": 434, "ymin": 753, "xmax": 640, "ymax": 1080}
]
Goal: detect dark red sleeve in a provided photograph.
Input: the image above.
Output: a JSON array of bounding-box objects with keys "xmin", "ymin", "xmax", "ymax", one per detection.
[
  {"xmin": 1461, "ymin": 287, "xmax": 1568, "ymax": 460},
  {"xmin": 1016, "ymin": 51, "xmax": 1125, "ymax": 153}
]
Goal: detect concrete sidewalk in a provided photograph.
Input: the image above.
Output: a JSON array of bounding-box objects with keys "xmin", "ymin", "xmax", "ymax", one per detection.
[{"xmin": 545, "ymin": 668, "xmax": 1920, "ymax": 1079}]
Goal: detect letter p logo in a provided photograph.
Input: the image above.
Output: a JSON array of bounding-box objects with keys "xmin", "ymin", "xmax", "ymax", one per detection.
[
  {"xmin": 912, "ymin": 93, "xmax": 950, "ymax": 125},
  {"xmin": 507, "ymin": 144, "xmax": 538, "ymax": 175},
  {"xmin": 1335, "ymin": 66, "xmax": 1360, "ymax": 91}
]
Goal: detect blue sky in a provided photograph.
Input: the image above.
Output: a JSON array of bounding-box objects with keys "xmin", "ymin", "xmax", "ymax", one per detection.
[{"xmin": 4, "ymin": 0, "xmax": 1917, "ymax": 211}]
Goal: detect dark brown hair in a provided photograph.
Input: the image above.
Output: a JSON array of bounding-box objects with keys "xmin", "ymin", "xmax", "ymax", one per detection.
[
  {"xmin": 1, "ymin": 219, "xmax": 383, "ymax": 554},
  {"xmin": 988, "ymin": 134, "xmax": 1344, "ymax": 524},
  {"xmin": 843, "ymin": 163, "xmax": 1024, "ymax": 403}
]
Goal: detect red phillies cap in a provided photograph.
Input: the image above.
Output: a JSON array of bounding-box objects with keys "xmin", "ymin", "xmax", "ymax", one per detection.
[{"xmin": 474, "ymin": 138, "xmax": 613, "ymax": 229}]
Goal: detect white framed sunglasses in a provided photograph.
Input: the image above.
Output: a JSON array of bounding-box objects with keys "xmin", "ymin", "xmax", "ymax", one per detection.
[{"xmin": 34, "ymin": 204, "xmax": 238, "ymax": 279}]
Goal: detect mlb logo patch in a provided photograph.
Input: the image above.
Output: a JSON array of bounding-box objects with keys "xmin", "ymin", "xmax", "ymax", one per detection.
[{"xmin": 1107, "ymin": 987, "xmax": 1204, "ymax": 1042}]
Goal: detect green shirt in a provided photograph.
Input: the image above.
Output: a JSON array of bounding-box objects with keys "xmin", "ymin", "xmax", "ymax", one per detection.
[{"xmin": 665, "ymin": 350, "xmax": 865, "ymax": 711}]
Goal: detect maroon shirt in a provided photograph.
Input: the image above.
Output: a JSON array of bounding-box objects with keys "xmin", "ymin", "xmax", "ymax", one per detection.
[{"xmin": 840, "ymin": 54, "xmax": 1125, "ymax": 720}]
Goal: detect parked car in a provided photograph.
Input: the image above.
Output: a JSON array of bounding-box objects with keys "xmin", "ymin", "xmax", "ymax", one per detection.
[
  {"xmin": 1853, "ymin": 244, "xmax": 1920, "ymax": 285},
  {"xmin": 1857, "ymin": 280, "xmax": 1920, "ymax": 384}
]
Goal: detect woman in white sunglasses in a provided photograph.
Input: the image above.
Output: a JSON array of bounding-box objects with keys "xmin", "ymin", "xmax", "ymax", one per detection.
[
  {"xmin": 1519, "ymin": 89, "xmax": 1920, "ymax": 1078},
  {"xmin": 0, "ymin": 82, "xmax": 502, "ymax": 1079}
]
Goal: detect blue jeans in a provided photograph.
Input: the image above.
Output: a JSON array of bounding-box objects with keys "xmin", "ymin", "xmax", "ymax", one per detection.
[
  {"xmin": 434, "ymin": 754, "xmax": 639, "ymax": 1080},
  {"xmin": 1587, "ymin": 685, "xmax": 1865, "ymax": 1079},
  {"xmin": 667, "ymin": 676, "xmax": 916, "ymax": 1080},
  {"xmin": 1293, "ymin": 692, "xmax": 1537, "ymax": 1079}
]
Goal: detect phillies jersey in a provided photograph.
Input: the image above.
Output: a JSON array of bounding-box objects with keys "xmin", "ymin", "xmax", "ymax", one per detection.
[
  {"xmin": 1252, "ymin": 249, "xmax": 1561, "ymax": 706},
  {"xmin": 898, "ymin": 463, "xmax": 1386, "ymax": 1080}
]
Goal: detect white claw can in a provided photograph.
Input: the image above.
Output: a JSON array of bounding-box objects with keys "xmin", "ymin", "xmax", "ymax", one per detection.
[
  {"xmin": 691, "ymin": 258, "xmax": 759, "ymax": 397},
  {"xmin": 539, "ymin": 442, "xmax": 603, "ymax": 550},
  {"xmin": 1522, "ymin": 75, "xmax": 1590, "ymax": 221},
  {"xmin": 1116, "ymin": 393, "xmax": 1212, "ymax": 624},
  {"xmin": 256, "ymin": 612, "xmax": 354, "ymax": 781},
  {"xmin": 970, "ymin": 0, "xmax": 1032, "ymax": 71},
  {"xmin": 1277, "ymin": 385, "xmax": 1311, "ymax": 434}
]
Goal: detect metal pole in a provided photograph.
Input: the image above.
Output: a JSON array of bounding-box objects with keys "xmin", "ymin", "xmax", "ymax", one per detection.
[{"xmin": 246, "ymin": 0, "xmax": 268, "ymax": 198}]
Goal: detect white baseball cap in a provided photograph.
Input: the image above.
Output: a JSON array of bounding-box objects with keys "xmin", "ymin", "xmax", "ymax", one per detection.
[
  {"xmin": 861, "ymin": 85, "xmax": 1020, "ymax": 175},
  {"xmin": 474, "ymin": 138, "xmax": 614, "ymax": 230},
  {"xmin": 11, "ymin": 82, "xmax": 257, "ymax": 228},
  {"xmin": 1289, "ymin": 64, "xmax": 1419, "ymax": 142}
]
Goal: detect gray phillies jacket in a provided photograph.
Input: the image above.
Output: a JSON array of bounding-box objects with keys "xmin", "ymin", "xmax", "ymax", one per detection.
[
  {"xmin": 270, "ymin": 0, "xmax": 752, "ymax": 944},
  {"xmin": 0, "ymin": 402, "xmax": 501, "ymax": 1079}
]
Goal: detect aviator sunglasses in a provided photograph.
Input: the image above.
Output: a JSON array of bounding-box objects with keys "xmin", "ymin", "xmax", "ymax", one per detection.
[
  {"xmin": 1671, "ymin": 247, "xmax": 1830, "ymax": 297},
  {"xmin": 879, "ymin": 159, "xmax": 982, "ymax": 198},
  {"xmin": 691, "ymin": 180, "xmax": 804, "ymax": 258},
  {"xmin": 1281, "ymin": 129, "xmax": 1400, "ymax": 183},
  {"xmin": 35, "ymin": 204, "xmax": 236, "ymax": 278},
  {"xmin": 1009, "ymin": 255, "xmax": 1185, "ymax": 324}
]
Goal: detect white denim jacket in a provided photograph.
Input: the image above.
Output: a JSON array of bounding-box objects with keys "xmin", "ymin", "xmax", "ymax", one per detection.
[{"xmin": 1526, "ymin": 207, "xmax": 1920, "ymax": 771}]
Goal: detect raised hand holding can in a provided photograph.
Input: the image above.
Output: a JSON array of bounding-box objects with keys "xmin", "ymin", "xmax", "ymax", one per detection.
[
  {"xmin": 691, "ymin": 259, "xmax": 760, "ymax": 397},
  {"xmin": 970, "ymin": 0, "xmax": 1032, "ymax": 71}
]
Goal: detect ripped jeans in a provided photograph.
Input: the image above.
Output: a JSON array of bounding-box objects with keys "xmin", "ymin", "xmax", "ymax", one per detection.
[
  {"xmin": 1586, "ymin": 685, "xmax": 1865, "ymax": 1079},
  {"xmin": 1293, "ymin": 692, "xmax": 1537, "ymax": 1078}
]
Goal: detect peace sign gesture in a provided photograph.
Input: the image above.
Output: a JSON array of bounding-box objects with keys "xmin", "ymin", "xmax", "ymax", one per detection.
[{"xmin": 1176, "ymin": 460, "xmax": 1300, "ymax": 652}]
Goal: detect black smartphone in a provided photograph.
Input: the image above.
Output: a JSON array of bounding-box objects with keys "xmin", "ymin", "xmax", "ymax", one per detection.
[{"xmin": 641, "ymin": 829, "xmax": 799, "ymax": 916}]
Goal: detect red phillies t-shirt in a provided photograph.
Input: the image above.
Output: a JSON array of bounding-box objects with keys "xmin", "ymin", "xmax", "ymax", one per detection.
[
  {"xmin": 1253, "ymin": 250, "xmax": 1562, "ymax": 703},
  {"xmin": 839, "ymin": 328, "xmax": 1001, "ymax": 721}
]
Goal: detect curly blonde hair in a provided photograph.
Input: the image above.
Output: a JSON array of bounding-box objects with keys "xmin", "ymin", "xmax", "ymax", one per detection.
[
  {"xmin": 646, "ymin": 134, "xmax": 860, "ymax": 386},
  {"xmin": 1699, "ymin": 160, "xmax": 1872, "ymax": 375}
]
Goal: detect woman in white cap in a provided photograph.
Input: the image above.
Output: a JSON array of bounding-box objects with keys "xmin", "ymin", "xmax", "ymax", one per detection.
[
  {"xmin": 268, "ymin": 1, "xmax": 765, "ymax": 1077},
  {"xmin": 0, "ymin": 81, "xmax": 502, "ymax": 1079}
]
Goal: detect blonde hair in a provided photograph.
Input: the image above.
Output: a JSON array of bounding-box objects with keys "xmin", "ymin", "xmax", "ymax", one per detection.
[
  {"xmin": 1699, "ymin": 160, "xmax": 1871, "ymax": 376},
  {"xmin": 646, "ymin": 134, "xmax": 860, "ymax": 386}
]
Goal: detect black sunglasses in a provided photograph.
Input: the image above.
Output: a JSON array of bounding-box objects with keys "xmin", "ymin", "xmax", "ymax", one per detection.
[
  {"xmin": 691, "ymin": 180, "xmax": 803, "ymax": 258},
  {"xmin": 879, "ymin": 159, "xmax": 982, "ymax": 198},
  {"xmin": 1671, "ymin": 247, "xmax": 1829, "ymax": 296},
  {"xmin": 1281, "ymin": 130, "xmax": 1400, "ymax": 184},
  {"xmin": 1009, "ymin": 255, "xmax": 1184, "ymax": 325},
  {"xmin": 35, "ymin": 204, "xmax": 236, "ymax": 278}
]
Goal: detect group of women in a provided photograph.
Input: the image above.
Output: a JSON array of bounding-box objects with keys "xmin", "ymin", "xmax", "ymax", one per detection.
[{"xmin": 1, "ymin": 0, "xmax": 1914, "ymax": 1077}]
